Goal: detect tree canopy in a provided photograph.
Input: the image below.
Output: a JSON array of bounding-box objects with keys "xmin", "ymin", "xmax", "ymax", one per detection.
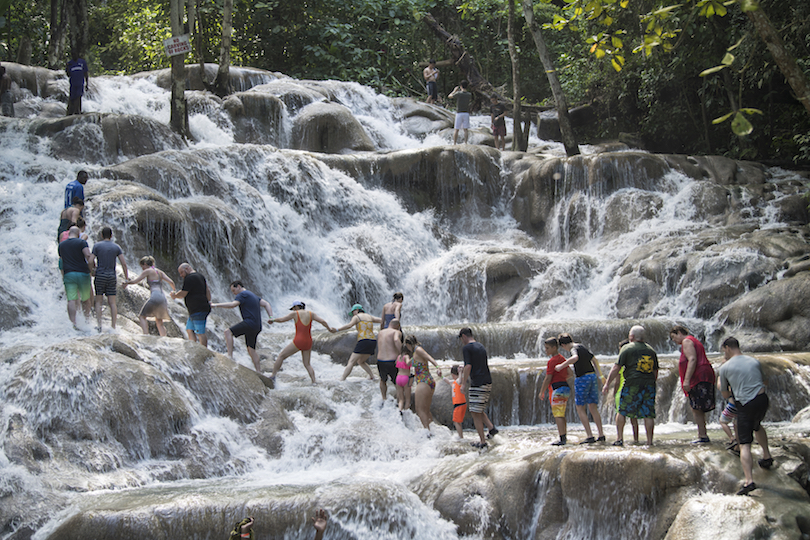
[{"xmin": 0, "ymin": 0, "xmax": 807, "ymax": 161}]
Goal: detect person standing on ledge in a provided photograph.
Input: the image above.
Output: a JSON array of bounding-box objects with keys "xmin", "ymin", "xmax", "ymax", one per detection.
[
  {"xmin": 90, "ymin": 227, "xmax": 128, "ymax": 332},
  {"xmin": 58, "ymin": 226, "xmax": 93, "ymax": 328},
  {"xmin": 0, "ymin": 63, "xmax": 14, "ymax": 117},
  {"xmin": 380, "ymin": 291, "xmax": 403, "ymax": 330},
  {"xmin": 554, "ymin": 333, "xmax": 606, "ymax": 444},
  {"xmin": 459, "ymin": 327, "xmax": 497, "ymax": 448},
  {"xmin": 269, "ymin": 301, "xmax": 336, "ymax": 384},
  {"xmin": 670, "ymin": 325, "xmax": 716, "ymax": 444},
  {"xmin": 64, "ymin": 170, "xmax": 88, "ymax": 209},
  {"xmin": 335, "ymin": 304, "xmax": 381, "ymax": 381},
  {"xmin": 718, "ymin": 336, "xmax": 773, "ymax": 496},
  {"xmin": 448, "ymin": 80, "xmax": 472, "ymax": 144},
  {"xmin": 602, "ymin": 325, "xmax": 658, "ymax": 446},
  {"xmin": 375, "ymin": 318, "xmax": 403, "ymax": 400},
  {"xmin": 171, "ymin": 263, "xmax": 211, "ymax": 348},
  {"xmin": 211, "ymin": 281, "xmax": 273, "ymax": 372},
  {"xmin": 490, "ymin": 95, "xmax": 507, "ymax": 151},
  {"xmin": 66, "ymin": 53, "xmax": 89, "ymax": 115},
  {"xmin": 423, "ymin": 59, "xmax": 439, "ymax": 104}
]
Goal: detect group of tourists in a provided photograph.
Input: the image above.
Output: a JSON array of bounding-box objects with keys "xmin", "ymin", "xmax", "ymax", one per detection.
[{"xmin": 541, "ymin": 324, "xmax": 774, "ymax": 495}]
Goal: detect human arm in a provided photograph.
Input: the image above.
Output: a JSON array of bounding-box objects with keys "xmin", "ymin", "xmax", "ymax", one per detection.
[
  {"xmin": 448, "ymin": 86, "xmax": 461, "ymax": 98},
  {"xmin": 602, "ymin": 363, "xmax": 621, "ymax": 394},
  {"xmin": 312, "ymin": 509, "xmax": 327, "ymax": 540},
  {"xmin": 117, "ymin": 254, "xmax": 128, "ymax": 281},
  {"xmin": 259, "ymin": 298, "xmax": 274, "ymax": 320},
  {"xmin": 83, "ymin": 247, "xmax": 94, "ymax": 272},
  {"xmin": 211, "ymin": 300, "xmax": 240, "ymax": 309},
  {"xmin": 555, "ymin": 352, "xmax": 578, "ymax": 371},
  {"xmin": 240, "ymin": 517, "xmax": 254, "ymax": 535},
  {"xmin": 158, "ymin": 269, "xmax": 175, "ymax": 291},
  {"xmin": 460, "ymin": 364, "xmax": 471, "ymax": 393},
  {"xmin": 681, "ymin": 338, "xmax": 698, "ymax": 392},
  {"xmin": 539, "ymin": 369, "xmax": 552, "ymax": 400},
  {"xmin": 123, "ymin": 268, "xmax": 149, "ymax": 287},
  {"xmin": 335, "ymin": 315, "xmax": 360, "ymax": 332},
  {"xmin": 170, "ymin": 289, "xmax": 188, "ymax": 300},
  {"xmin": 271, "ymin": 311, "xmax": 296, "ymax": 323}
]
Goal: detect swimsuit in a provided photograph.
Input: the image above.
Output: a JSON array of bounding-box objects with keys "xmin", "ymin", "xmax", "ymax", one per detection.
[
  {"xmin": 293, "ymin": 310, "xmax": 313, "ymax": 351},
  {"xmin": 395, "ymin": 354, "xmax": 410, "ymax": 387},
  {"xmin": 383, "ymin": 313, "xmax": 396, "ymax": 329},
  {"xmin": 413, "ymin": 354, "xmax": 435, "ymax": 390},
  {"xmin": 356, "ymin": 319, "xmax": 375, "ymax": 340},
  {"xmin": 139, "ymin": 278, "xmax": 170, "ymax": 320}
]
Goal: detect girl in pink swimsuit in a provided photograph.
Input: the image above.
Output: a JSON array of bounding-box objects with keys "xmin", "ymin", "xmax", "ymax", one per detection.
[{"xmin": 395, "ymin": 348, "xmax": 412, "ymax": 412}]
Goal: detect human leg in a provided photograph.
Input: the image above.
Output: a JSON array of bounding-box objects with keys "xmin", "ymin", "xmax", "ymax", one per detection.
[
  {"xmin": 301, "ymin": 350, "xmax": 316, "ymax": 383},
  {"xmin": 454, "ymin": 421, "xmax": 464, "ymax": 438},
  {"xmin": 225, "ymin": 329, "xmax": 235, "ymax": 359},
  {"xmin": 576, "ymin": 404, "xmax": 593, "ymax": 438},
  {"xmin": 139, "ymin": 315, "xmax": 149, "ymax": 334},
  {"xmin": 471, "ymin": 411, "xmax": 486, "ymax": 444},
  {"xmin": 589, "ymin": 404, "xmax": 605, "ymax": 438},
  {"xmin": 453, "ymin": 129, "xmax": 459, "ymax": 144},
  {"xmin": 95, "ymin": 295, "xmax": 104, "ymax": 330},
  {"xmin": 692, "ymin": 408, "xmax": 708, "ymax": 439},
  {"xmin": 357, "ymin": 356, "xmax": 374, "ymax": 380},
  {"xmin": 155, "ymin": 318, "xmax": 167, "ymax": 337},
  {"xmin": 754, "ymin": 427, "xmax": 772, "ymax": 461},
  {"xmin": 247, "ymin": 346, "xmax": 261, "ymax": 372},
  {"xmin": 109, "ymin": 296, "xmax": 118, "ymax": 329},
  {"xmin": 615, "ymin": 413, "xmax": 626, "ymax": 443},
  {"xmin": 740, "ymin": 443, "xmax": 754, "ymax": 485},
  {"xmin": 644, "ymin": 417, "xmax": 655, "ymax": 445},
  {"xmin": 630, "ymin": 419, "xmax": 639, "ymax": 442},
  {"xmin": 414, "ymin": 383, "xmax": 434, "ymax": 429},
  {"xmin": 67, "ymin": 299, "xmax": 79, "ymax": 324},
  {"xmin": 272, "ymin": 341, "xmax": 299, "ymax": 378}
]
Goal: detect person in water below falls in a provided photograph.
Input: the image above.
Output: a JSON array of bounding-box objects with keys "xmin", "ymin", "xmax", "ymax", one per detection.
[
  {"xmin": 269, "ymin": 301, "xmax": 336, "ymax": 383},
  {"xmin": 335, "ymin": 304, "xmax": 381, "ymax": 381}
]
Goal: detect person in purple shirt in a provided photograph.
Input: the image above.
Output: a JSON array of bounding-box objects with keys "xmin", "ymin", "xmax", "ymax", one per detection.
[
  {"xmin": 66, "ymin": 54, "xmax": 89, "ymax": 115},
  {"xmin": 211, "ymin": 281, "xmax": 274, "ymax": 372}
]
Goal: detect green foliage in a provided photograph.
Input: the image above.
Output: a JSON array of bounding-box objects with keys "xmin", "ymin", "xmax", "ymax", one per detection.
[{"xmin": 91, "ymin": 0, "xmax": 171, "ymax": 73}]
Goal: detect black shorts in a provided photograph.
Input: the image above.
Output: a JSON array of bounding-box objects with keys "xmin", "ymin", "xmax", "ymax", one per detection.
[
  {"xmin": 377, "ymin": 360, "xmax": 397, "ymax": 383},
  {"xmin": 737, "ymin": 393, "xmax": 769, "ymax": 445},
  {"xmin": 687, "ymin": 381, "xmax": 716, "ymax": 412},
  {"xmin": 427, "ymin": 81, "xmax": 438, "ymax": 99},
  {"xmin": 230, "ymin": 321, "xmax": 260, "ymax": 349},
  {"xmin": 94, "ymin": 274, "xmax": 117, "ymax": 296},
  {"xmin": 353, "ymin": 339, "xmax": 377, "ymax": 355}
]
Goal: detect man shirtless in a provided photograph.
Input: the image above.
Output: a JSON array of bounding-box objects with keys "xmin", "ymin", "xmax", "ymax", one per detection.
[
  {"xmin": 423, "ymin": 60, "xmax": 439, "ymax": 104},
  {"xmin": 376, "ymin": 319, "xmax": 403, "ymax": 401}
]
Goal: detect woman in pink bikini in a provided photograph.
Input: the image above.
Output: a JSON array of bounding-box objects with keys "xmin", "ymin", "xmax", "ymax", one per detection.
[{"xmin": 269, "ymin": 301, "xmax": 335, "ymax": 383}]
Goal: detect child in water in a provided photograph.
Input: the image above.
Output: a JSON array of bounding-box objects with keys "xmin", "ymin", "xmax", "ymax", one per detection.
[
  {"xmin": 442, "ymin": 365, "xmax": 467, "ymax": 438},
  {"xmin": 395, "ymin": 345, "xmax": 412, "ymax": 412},
  {"xmin": 540, "ymin": 337, "xmax": 574, "ymax": 445}
]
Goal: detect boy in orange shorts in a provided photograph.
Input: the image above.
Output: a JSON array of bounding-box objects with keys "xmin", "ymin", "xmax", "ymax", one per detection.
[{"xmin": 444, "ymin": 365, "xmax": 467, "ymax": 438}]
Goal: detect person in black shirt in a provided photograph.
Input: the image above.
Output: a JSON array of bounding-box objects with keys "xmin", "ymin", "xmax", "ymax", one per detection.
[
  {"xmin": 171, "ymin": 262, "xmax": 212, "ymax": 347},
  {"xmin": 459, "ymin": 327, "xmax": 498, "ymax": 448}
]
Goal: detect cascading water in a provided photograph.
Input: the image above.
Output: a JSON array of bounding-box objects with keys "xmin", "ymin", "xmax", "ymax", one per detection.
[{"xmin": 2, "ymin": 66, "xmax": 810, "ymax": 540}]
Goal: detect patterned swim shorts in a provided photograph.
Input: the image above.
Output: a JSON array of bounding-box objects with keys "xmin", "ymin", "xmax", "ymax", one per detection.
[
  {"xmin": 618, "ymin": 383, "xmax": 656, "ymax": 419},
  {"xmin": 575, "ymin": 372, "xmax": 600, "ymax": 406},
  {"xmin": 551, "ymin": 385, "xmax": 571, "ymax": 418}
]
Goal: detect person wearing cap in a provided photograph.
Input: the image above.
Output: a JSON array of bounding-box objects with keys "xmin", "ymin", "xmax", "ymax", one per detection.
[
  {"xmin": 269, "ymin": 301, "xmax": 336, "ymax": 383},
  {"xmin": 458, "ymin": 327, "xmax": 497, "ymax": 448},
  {"xmin": 335, "ymin": 304, "xmax": 382, "ymax": 381}
]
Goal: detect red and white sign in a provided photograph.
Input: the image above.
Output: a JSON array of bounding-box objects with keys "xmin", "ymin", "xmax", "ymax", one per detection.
[{"xmin": 163, "ymin": 34, "xmax": 191, "ymax": 57}]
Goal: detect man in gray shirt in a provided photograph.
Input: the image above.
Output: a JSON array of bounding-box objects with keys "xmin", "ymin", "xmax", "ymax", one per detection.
[
  {"xmin": 718, "ymin": 336, "xmax": 774, "ymax": 495},
  {"xmin": 90, "ymin": 227, "xmax": 128, "ymax": 332},
  {"xmin": 448, "ymin": 79, "xmax": 472, "ymax": 144}
]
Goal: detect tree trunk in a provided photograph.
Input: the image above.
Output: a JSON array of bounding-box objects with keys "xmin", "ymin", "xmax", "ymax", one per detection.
[
  {"xmin": 48, "ymin": 0, "xmax": 68, "ymax": 69},
  {"xmin": 746, "ymin": 2, "xmax": 810, "ymax": 117},
  {"xmin": 169, "ymin": 0, "xmax": 190, "ymax": 138},
  {"xmin": 66, "ymin": 0, "xmax": 88, "ymax": 59},
  {"xmin": 522, "ymin": 0, "xmax": 580, "ymax": 156},
  {"xmin": 423, "ymin": 13, "xmax": 505, "ymax": 109},
  {"xmin": 213, "ymin": 0, "xmax": 233, "ymax": 98},
  {"xmin": 507, "ymin": 0, "xmax": 526, "ymax": 151},
  {"xmin": 188, "ymin": 0, "xmax": 211, "ymax": 90}
]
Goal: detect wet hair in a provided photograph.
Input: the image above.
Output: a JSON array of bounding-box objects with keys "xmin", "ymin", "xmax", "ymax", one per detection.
[
  {"xmin": 393, "ymin": 292, "xmax": 403, "ymax": 301},
  {"xmin": 77, "ymin": 170, "xmax": 88, "ymax": 183},
  {"xmin": 722, "ymin": 337, "xmax": 740, "ymax": 349},
  {"xmin": 230, "ymin": 280, "xmax": 244, "ymax": 289},
  {"xmin": 139, "ymin": 256, "xmax": 155, "ymax": 267},
  {"xmin": 451, "ymin": 365, "xmax": 460, "ymax": 375},
  {"xmin": 100, "ymin": 226, "xmax": 112, "ymax": 239},
  {"xmin": 618, "ymin": 339, "xmax": 629, "ymax": 352},
  {"xmin": 72, "ymin": 196, "xmax": 84, "ymax": 206},
  {"xmin": 404, "ymin": 335, "xmax": 420, "ymax": 349},
  {"xmin": 458, "ymin": 327, "xmax": 473, "ymax": 338},
  {"xmin": 460, "ymin": 80, "xmax": 469, "ymax": 89},
  {"xmin": 544, "ymin": 337, "xmax": 559, "ymax": 348},
  {"xmin": 557, "ymin": 333, "xmax": 573, "ymax": 345},
  {"xmin": 429, "ymin": 59, "xmax": 436, "ymax": 64},
  {"xmin": 75, "ymin": 216, "xmax": 86, "ymax": 229},
  {"xmin": 670, "ymin": 325, "xmax": 689, "ymax": 336}
]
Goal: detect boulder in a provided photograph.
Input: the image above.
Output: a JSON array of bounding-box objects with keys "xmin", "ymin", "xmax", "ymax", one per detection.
[
  {"xmin": 250, "ymin": 80, "xmax": 326, "ymax": 114},
  {"xmin": 291, "ymin": 102, "xmax": 375, "ymax": 153},
  {"xmin": 223, "ymin": 92, "xmax": 284, "ymax": 145}
]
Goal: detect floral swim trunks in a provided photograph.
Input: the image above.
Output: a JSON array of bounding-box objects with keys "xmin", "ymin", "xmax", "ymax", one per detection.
[{"xmin": 618, "ymin": 383, "xmax": 656, "ymax": 419}]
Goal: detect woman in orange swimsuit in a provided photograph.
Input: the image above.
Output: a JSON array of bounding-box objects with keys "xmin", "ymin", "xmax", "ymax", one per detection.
[{"xmin": 270, "ymin": 301, "xmax": 335, "ymax": 383}]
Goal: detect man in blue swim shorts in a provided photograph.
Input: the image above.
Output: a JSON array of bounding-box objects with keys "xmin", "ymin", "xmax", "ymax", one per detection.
[
  {"xmin": 58, "ymin": 226, "xmax": 93, "ymax": 328},
  {"xmin": 602, "ymin": 325, "xmax": 658, "ymax": 446}
]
